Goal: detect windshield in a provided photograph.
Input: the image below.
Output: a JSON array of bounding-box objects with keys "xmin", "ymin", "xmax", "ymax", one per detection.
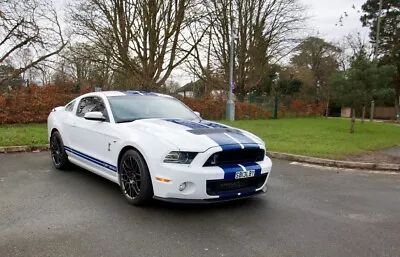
[{"xmin": 108, "ymin": 95, "xmax": 199, "ymax": 123}]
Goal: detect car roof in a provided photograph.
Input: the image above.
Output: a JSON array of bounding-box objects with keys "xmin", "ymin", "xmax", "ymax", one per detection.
[{"xmin": 80, "ymin": 91, "xmax": 173, "ymax": 98}]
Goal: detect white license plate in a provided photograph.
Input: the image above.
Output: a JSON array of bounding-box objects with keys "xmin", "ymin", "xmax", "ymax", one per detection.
[{"xmin": 235, "ymin": 170, "xmax": 255, "ymax": 179}]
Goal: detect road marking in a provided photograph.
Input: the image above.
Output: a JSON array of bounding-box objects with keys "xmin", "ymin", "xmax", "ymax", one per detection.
[{"xmin": 289, "ymin": 161, "xmax": 400, "ymax": 175}]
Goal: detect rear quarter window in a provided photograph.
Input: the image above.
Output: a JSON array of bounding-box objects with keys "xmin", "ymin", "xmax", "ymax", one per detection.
[{"xmin": 65, "ymin": 100, "xmax": 75, "ymax": 112}]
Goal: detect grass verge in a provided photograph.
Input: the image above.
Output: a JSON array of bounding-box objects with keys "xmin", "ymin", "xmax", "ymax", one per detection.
[
  {"xmin": 222, "ymin": 118, "xmax": 400, "ymax": 159},
  {"xmin": 0, "ymin": 118, "xmax": 399, "ymax": 159},
  {"xmin": 0, "ymin": 124, "xmax": 48, "ymax": 147}
]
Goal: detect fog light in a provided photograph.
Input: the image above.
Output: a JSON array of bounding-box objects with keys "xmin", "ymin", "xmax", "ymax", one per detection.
[{"xmin": 179, "ymin": 182, "xmax": 187, "ymax": 191}]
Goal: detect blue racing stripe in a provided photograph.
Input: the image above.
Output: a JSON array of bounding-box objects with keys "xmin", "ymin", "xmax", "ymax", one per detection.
[
  {"xmin": 139, "ymin": 91, "xmax": 158, "ymax": 96},
  {"xmin": 64, "ymin": 146, "xmax": 117, "ymax": 172},
  {"xmin": 200, "ymin": 121, "xmax": 228, "ymax": 128},
  {"xmin": 226, "ymin": 132, "xmax": 259, "ymax": 149},
  {"xmin": 241, "ymin": 162, "xmax": 262, "ymax": 176},
  {"xmin": 123, "ymin": 90, "xmax": 159, "ymax": 96},
  {"xmin": 206, "ymin": 133, "xmax": 242, "ymax": 151},
  {"xmin": 124, "ymin": 90, "xmax": 142, "ymax": 95},
  {"xmin": 164, "ymin": 119, "xmax": 210, "ymax": 129},
  {"xmin": 219, "ymin": 163, "xmax": 243, "ymax": 180},
  {"xmin": 219, "ymin": 162, "xmax": 262, "ymax": 180},
  {"xmin": 164, "ymin": 119, "xmax": 255, "ymax": 150}
]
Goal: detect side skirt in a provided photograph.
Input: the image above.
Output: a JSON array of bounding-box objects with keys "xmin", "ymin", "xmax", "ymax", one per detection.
[{"xmin": 68, "ymin": 156, "xmax": 119, "ymax": 184}]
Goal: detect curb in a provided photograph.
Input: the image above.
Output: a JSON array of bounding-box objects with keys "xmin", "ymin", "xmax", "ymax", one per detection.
[
  {"xmin": 267, "ymin": 151, "xmax": 400, "ymax": 172},
  {"xmin": 0, "ymin": 144, "xmax": 49, "ymax": 153},
  {"xmin": 0, "ymin": 145, "xmax": 398, "ymax": 172}
]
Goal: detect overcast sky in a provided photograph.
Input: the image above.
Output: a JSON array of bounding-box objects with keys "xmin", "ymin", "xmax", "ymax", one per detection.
[
  {"xmin": 54, "ymin": 0, "xmax": 370, "ymax": 84},
  {"xmin": 302, "ymin": 0, "xmax": 370, "ymax": 41}
]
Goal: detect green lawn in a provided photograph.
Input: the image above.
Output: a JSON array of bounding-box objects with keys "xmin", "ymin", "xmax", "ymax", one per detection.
[
  {"xmin": 0, "ymin": 118, "xmax": 399, "ymax": 159},
  {"xmin": 222, "ymin": 118, "xmax": 400, "ymax": 159},
  {"xmin": 0, "ymin": 124, "xmax": 48, "ymax": 147}
]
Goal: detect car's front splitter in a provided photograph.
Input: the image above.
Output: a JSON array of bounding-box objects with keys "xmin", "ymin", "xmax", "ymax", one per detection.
[{"xmin": 152, "ymin": 188, "xmax": 267, "ymax": 204}]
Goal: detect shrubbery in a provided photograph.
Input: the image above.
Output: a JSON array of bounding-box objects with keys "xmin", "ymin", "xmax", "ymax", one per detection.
[
  {"xmin": 180, "ymin": 97, "xmax": 270, "ymax": 120},
  {"xmin": 0, "ymin": 85, "xmax": 324, "ymax": 124},
  {"xmin": 0, "ymin": 85, "xmax": 91, "ymax": 124}
]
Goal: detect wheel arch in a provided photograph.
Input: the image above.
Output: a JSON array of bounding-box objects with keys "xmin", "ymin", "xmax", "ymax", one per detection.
[
  {"xmin": 50, "ymin": 128, "xmax": 59, "ymax": 135},
  {"xmin": 117, "ymin": 145, "xmax": 150, "ymax": 174}
]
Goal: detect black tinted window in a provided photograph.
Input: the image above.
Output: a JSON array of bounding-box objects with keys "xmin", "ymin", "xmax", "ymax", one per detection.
[{"xmin": 76, "ymin": 97, "xmax": 108, "ymax": 118}]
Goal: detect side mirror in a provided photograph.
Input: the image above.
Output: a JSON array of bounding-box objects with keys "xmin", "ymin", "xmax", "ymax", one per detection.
[
  {"xmin": 194, "ymin": 111, "xmax": 201, "ymax": 117},
  {"xmin": 84, "ymin": 111, "xmax": 106, "ymax": 121}
]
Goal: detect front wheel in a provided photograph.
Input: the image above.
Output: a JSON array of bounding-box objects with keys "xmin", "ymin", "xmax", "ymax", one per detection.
[
  {"xmin": 118, "ymin": 149, "xmax": 153, "ymax": 206},
  {"xmin": 50, "ymin": 131, "xmax": 70, "ymax": 170}
]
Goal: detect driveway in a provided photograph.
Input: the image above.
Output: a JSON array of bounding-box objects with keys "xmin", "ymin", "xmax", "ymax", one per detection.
[{"xmin": 1, "ymin": 152, "xmax": 399, "ymax": 257}]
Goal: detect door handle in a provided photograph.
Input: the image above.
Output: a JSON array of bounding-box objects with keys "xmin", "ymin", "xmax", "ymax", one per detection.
[{"xmin": 71, "ymin": 122, "xmax": 77, "ymax": 127}]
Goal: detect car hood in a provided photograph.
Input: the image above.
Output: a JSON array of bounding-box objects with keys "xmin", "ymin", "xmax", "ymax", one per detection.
[{"xmin": 123, "ymin": 118, "xmax": 264, "ymax": 152}]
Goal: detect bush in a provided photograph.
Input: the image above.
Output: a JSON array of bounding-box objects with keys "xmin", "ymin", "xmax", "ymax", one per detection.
[
  {"xmin": 180, "ymin": 97, "xmax": 270, "ymax": 120},
  {"xmin": 1, "ymin": 86, "xmax": 325, "ymax": 124},
  {"xmin": 289, "ymin": 98, "xmax": 325, "ymax": 117},
  {"xmin": 0, "ymin": 84, "xmax": 91, "ymax": 124}
]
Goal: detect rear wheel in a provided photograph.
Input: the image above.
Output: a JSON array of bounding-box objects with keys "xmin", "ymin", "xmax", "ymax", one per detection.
[
  {"xmin": 50, "ymin": 131, "xmax": 69, "ymax": 170},
  {"xmin": 118, "ymin": 149, "xmax": 153, "ymax": 206}
]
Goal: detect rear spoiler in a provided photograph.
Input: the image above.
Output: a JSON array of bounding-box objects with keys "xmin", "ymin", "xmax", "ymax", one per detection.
[{"xmin": 52, "ymin": 106, "xmax": 65, "ymax": 112}]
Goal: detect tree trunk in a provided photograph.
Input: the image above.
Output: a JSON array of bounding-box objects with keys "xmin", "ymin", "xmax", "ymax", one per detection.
[
  {"xmin": 361, "ymin": 106, "xmax": 366, "ymax": 124},
  {"xmin": 350, "ymin": 108, "xmax": 356, "ymax": 133},
  {"xmin": 325, "ymin": 97, "xmax": 330, "ymax": 117}
]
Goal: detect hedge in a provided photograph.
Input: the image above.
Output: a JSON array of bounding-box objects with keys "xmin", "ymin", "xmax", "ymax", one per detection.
[
  {"xmin": 0, "ymin": 85, "xmax": 91, "ymax": 124},
  {"xmin": 0, "ymin": 85, "xmax": 323, "ymax": 124}
]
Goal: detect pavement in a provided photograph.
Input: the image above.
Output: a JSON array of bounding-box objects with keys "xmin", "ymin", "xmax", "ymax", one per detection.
[
  {"xmin": 381, "ymin": 147, "xmax": 400, "ymax": 158},
  {"xmin": 1, "ymin": 153, "xmax": 400, "ymax": 257}
]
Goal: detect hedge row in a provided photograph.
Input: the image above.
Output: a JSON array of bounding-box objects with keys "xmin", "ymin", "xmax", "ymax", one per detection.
[
  {"xmin": 0, "ymin": 85, "xmax": 91, "ymax": 124},
  {"xmin": 180, "ymin": 97, "xmax": 270, "ymax": 120},
  {"xmin": 0, "ymin": 85, "xmax": 323, "ymax": 124}
]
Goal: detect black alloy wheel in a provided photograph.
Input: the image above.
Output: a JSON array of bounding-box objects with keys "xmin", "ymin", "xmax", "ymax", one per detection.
[
  {"xmin": 50, "ymin": 131, "xmax": 69, "ymax": 169},
  {"xmin": 118, "ymin": 149, "xmax": 153, "ymax": 205}
]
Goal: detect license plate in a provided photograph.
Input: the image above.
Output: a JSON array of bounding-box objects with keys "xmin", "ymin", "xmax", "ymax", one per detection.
[{"xmin": 235, "ymin": 170, "xmax": 255, "ymax": 179}]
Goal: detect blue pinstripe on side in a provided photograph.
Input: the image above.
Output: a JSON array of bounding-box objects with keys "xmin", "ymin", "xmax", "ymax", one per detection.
[{"xmin": 64, "ymin": 146, "xmax": 117, "ymax": 172}]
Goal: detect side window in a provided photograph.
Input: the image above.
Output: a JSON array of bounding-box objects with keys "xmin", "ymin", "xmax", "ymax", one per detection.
[
  {"xmin": 65, "ymin": 100, "xmax": 75, "ymax": 112},
  {"xmin": 76, "ymin": 96, "xmax": 109, "ymax": 120}
]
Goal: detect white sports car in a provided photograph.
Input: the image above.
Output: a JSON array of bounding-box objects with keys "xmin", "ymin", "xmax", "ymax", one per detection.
[{"xmin": 47, "ymin": 91, "xmax": 272, "ymax": 205}]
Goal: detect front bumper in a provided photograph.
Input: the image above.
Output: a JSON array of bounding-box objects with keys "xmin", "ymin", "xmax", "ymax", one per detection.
[
  {"xmin": 151, "ymin": 152, "xmax": 272, "ymax": 201},
  {"xmin": 153, "ymin": 187, "xmax": 267, "ymax": 204}
]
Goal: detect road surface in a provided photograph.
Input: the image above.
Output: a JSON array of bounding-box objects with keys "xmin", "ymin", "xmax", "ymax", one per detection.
[{"xmin": 1, "ymin": 152, "xmax": 399, "ymax": 257}]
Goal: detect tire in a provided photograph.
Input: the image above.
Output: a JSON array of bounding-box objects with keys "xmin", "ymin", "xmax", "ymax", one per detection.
[
  {"xmin": 118, "ymin": 149, "xmax": 154, "ymax": 206},
  {"xmin": 50, "ymin": 131, "xmax": 70, "ymax": 170}
]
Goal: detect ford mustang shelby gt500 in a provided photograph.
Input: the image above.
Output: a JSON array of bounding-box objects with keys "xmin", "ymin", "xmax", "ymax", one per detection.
[{"xmin": 48, "ymin": 91, "xmax": 272, "ymax": 205}]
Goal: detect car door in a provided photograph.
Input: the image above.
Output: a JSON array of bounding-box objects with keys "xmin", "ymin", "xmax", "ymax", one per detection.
[{"xmin": 69, "ymin": 96, "xmax": 119, "ymax": 176}]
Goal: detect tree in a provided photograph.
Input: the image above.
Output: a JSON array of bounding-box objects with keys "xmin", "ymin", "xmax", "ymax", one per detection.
[
  {"xmin": 58, "ymin": 43, "xmax": 113, "ymax": 88},
  {"xmin": 291, "ymin": 37, "xmax": 341, "ymax": 116},
  {"xmin": 0, "ymin": 0, "xmax": 67, "ymax": 87},
  {"xmin": 330, "ymin": 51, "xmax": 396, "ymax": 133},
  {"xmin": 69, "ymin": 0, "xmax": 205, "ymax": 91},
  {"xmin": 186, "ymin": 0, "xmax": 307, "ymax": 100},
  {"xmin": 361, "ymin": 0, "xmax": 400, "ymax": 119}
]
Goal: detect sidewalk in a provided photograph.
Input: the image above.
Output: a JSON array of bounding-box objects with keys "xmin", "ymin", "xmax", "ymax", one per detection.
[{"xmin": 382, "ymin": 147, "xmax": 400, "ymax": 158}]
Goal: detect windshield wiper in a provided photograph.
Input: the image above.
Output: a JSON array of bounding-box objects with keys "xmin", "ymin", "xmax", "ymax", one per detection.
[{"xmin": 118, "ymin": 119, "xmax": 141, "ymax": 123}]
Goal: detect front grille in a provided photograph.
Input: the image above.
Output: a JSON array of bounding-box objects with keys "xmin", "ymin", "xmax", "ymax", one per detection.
[
  {"xmin": 203, "ymin": 148, "xmax": 265, "ymax": 166},
  {"xmin": 206, "ymin": 173, "xmax": 268, "ymax": 196}
]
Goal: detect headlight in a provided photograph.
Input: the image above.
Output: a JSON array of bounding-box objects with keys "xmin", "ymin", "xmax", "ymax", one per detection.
[{"xmin": 163, "ymin": 151, "xmax": 198, "ymax": 164}]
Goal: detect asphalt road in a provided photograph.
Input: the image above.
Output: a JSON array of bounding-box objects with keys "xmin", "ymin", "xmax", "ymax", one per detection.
[{"xmin": 1, "ymin": 153, "xmax": 399, "ymax": 257}]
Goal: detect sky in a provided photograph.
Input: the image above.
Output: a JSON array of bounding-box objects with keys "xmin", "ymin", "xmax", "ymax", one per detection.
[
  {"xmin": 301, "ymin": 0, "xmax": 370, "ymax": 41},
  {"xmin": 54, "ymin": 0, "xmax": 371, "ymax": 85}
]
